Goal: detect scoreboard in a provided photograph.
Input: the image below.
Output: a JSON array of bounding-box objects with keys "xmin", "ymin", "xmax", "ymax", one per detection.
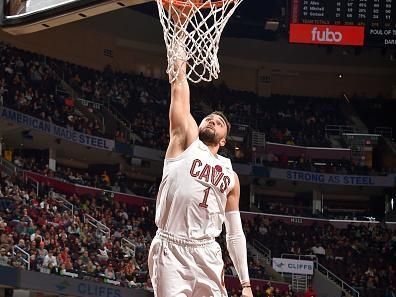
[
  {"xmin": 289, "ymin": 0, "xmax": 396, "ymax": 47},
  {"xmin": 4, "ymin": 0, "xmax": 88, "ymax": 17},
  {"xmin": 1, "ymin": 0, "xmax": 135, "ymax": 35}
]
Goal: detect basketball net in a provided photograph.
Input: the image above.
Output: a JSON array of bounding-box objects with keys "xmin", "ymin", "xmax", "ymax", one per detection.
[{"xmin": 156, "ymin": 0, "xmax": 243, "ymax": 83}]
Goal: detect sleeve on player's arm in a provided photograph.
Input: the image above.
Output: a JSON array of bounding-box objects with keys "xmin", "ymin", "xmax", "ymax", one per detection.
[{"xmin": 225, "ymin": 210, "xmax": 250, "ymax": 286}]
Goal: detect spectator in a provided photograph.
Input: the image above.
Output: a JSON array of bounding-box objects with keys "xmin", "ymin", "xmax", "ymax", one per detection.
[
  {"xmin": 254, "ymin": 285, "xmax": 264, "ymax": 297},
  {"xmin": 0, "ymin": 247, "xmax": 9, "ymax": 266},
  {"xmin": 104, "ymin": 262, "xmax": 116, "ymax": 280},
  {"xmin": 67, "ymin": 222, "xmax": 80, "ymax": 235},
  {"xmin": 101, "ymin": 170, "xmax": 110, "ymax": 187},
  {"xmin": 79, "ymin": 250, "xmax": 90, "ymax": 266},
  {"xmin": 86, "ymin": 260, "xmax": 97, "ymax": 275},
  {"xmin": 30, "ymin": 229, "xmax": 42, "ymax": 243},
  {"xmin": 37, "ymin": 241, "xmax": 48, "ymax": 261},
  {"xmin": 42, "ymin": 250, "xmax": 58, "ymax": 270},
  {"xmin": 311, "ymin": 243, "xmax": 325, "ymax": 258},
  {"xmin": 386, "ymin": 286, "xmax": 396, "ymax": 297},
  {"xmin": 0, "ymin": 217, "xmax": 7, "ymax": 232},
  {"xmin": 124, "ymin": 259, "xmax": 136, "ymax": 282},
  {"xmin": 265, "ymin": 281, "xmax": 275, "ymax": 297}
]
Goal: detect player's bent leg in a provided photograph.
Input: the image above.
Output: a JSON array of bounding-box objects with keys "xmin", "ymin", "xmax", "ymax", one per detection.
[
  {"xmin": 192, "ymin": 242, "xmax": 228, "ymax": 297},
  {"xmin": 149, "ymin": 236, "xmax": 195, "ymax": 297}
]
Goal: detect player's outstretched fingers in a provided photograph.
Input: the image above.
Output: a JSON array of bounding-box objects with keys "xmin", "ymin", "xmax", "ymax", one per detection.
[{"xmin": 164, "ymin": 0, "xmax": 197, "ymax": 25}]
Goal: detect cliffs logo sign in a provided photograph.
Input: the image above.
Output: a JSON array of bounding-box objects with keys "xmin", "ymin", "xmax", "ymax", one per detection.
[
  {"xmin": 272, "ymin": 258, "xmax": 314, "ymax": 275},
  {"xmin": 290, "ymin": 24, "xmax": 365, "ymax": 46}
]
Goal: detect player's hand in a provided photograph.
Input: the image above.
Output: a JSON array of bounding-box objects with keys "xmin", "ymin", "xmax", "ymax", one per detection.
[
  {"xmin": 242, "ymin": 287, "xmax": 253, "ymax": 297},
  {"xmin": 166, "ymin": 2, "xmax": 193, "ymax": 25}
]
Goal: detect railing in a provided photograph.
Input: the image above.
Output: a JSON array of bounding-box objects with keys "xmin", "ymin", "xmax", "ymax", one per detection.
[
  {"xmin": 281, "ymin": 253, "xmax": 317, "ymax": 261},
  {"xmin": 315, "ymin": 261, "xmax": 360, "ymax": 297},
  {"xmin": 251, "ymin": 131, "xmax": 266, "ymax": 148},
  {"xmin": 263, "ymin": 141, "xmax": 351, "ymax": 160},
  {"xmin": 50, "ymin": 60, "xmax": 132, "ymax": 141},
  {"xmin": 343, "ymin": 133, "xmax": 381, "ymax": 145},
  {"xmin": 12, "ymin": 245, "xmax": 30, "ymax": 270},
  {"xmin": 107, "ymin": 104, "xmax": 135, "ymax": 142},
  {"xmin": 55, "ymin": 85, "xmax": 73, "ymax": 100},
  {"xmin": 25, "ymin": 175, "xmax": 39, "ymax": 197},
  {"xmin": 50, "ymin": 191, "xmax": 74, "ymax": 216},
  {"xmin": 53, "ymin": 70, "xmax": 106, "ymax": 135},
  {"xmin": 77, "ymin": 98, "xmax": 103, "ymax": 111},
  {"xmin": 325, "ymin": 125, "xmax": 355, "ymax": 136},
  {"xmin": 108, "ymin": 105, "xmax": 132, "ymax": 130},
  {"xmin": 252, "ymin": 239, "xmax": 271, "ymax": 264},
  {"xmin": 374, "ymin": 126, "xmax": 392, "ymax": 139},
  {"xmin": 121, "ymin": 238, "xmax": 136, "ymax": 258},
  {"xmin": 292, "ymin": 274, "xmax": 308, "ymax": 292},
  {"xmin": 83, "ymin": 214, "xmax": 111, "ymax": 238},
  {"xmin": 247, "ymin": 243, "xmax": 268, "ymax": 264}
]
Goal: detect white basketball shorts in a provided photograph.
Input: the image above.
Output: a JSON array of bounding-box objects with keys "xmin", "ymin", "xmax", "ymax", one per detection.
[{"xmin": 148, "ymin": 229, "xmax": 227, "ymax": 297}]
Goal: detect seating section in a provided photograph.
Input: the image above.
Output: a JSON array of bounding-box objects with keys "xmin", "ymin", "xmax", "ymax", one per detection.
[
  {"xmin": 0, "ymin": 173, "xmax": 286, "ymax": 295},
  {"xmin": 1, "ymin": 171, "xmax": 393, "ymax": 296},
  {"xmin": 248, "ymin": 216, "xmax": 394, "ymax": 297},
  {"xmin": 352, "ymin": 97, "xmax": 396, "ymax": 139},
  {"xmin": 0, "ymin": 44, "xmax": 103, "ymax": 137},
  {"xmin": 0, "ymin": 173, "xmax": 154, "ymax": 287},
  {"xmin": 0, "ymin": 43, "xmax": 351, "ymax": 151}
]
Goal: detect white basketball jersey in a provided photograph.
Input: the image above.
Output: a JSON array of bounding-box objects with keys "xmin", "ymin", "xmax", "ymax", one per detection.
[{"xmin": 155, "ymin": 138, "xmax": 235, "ymax": 240}]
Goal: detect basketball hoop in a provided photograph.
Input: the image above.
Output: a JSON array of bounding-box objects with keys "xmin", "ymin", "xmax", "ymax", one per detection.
[{"xmin": 156, "ymin": 0, "xmax": 243, "ymax": 83}]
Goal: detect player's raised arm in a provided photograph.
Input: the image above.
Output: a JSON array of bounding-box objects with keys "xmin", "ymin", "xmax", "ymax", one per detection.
[
  {"xmin": 166, "ymin": 33, "xmax": 198, "ymax": 159},
  {"xmin": 225, "ymin": 173, "xmax": 253, "ymax": 297}
]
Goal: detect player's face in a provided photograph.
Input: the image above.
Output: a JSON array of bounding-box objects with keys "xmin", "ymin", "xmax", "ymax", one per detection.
[{"xmin": 198, "ymin": 114, "xmax": 227, "ymax": 146}]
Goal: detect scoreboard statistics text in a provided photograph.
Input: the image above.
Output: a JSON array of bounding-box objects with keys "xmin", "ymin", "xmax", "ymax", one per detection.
[{"xmin": 289, "ymin": 0, "xmax": 396, "ymax": 47}]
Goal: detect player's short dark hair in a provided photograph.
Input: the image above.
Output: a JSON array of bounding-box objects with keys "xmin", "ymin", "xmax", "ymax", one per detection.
[{"xmin": 210, "ymin": 111, "xmax": 231, "ymax": 136}]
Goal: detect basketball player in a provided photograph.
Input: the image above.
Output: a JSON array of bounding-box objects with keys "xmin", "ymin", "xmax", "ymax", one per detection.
[{"xmin": 148, "ymin": 12, "xmax": 253, "ymax": 297}]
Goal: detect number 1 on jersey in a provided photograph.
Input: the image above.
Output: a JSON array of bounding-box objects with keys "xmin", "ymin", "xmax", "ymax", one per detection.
[{"xmin": 199, "ymin": 187, "xmax": 210, "ymax": 208}]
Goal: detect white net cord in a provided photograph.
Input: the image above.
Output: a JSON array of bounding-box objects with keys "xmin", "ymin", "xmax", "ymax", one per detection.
[{"xmin": 156, "ymin": 0, "xmax": 243, "ymax": 83}]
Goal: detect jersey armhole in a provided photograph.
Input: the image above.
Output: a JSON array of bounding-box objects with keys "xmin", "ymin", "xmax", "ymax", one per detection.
[
  {"xmin": 165, "ymin": 138, "xmax": 200, "ymax": 163},
  {"xmin": 226, "ymin": 171, "xmax": 237, "ymax": 196}
]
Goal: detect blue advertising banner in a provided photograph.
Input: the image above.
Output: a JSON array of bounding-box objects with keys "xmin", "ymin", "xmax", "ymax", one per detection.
[
  {"xmin": 19, "ymin": 270, "xmax": 152, "ymax": 297},
  {"xmin": 0, "ymin": 107, "xmax": 114, "ymax": 151},
  {"xmin": 270, "ymin": 168, "xmax": 395, "ymax": 187},
  {"xmin": 0, "ymin": 265, "xmax": 19, "ymax": 286}
]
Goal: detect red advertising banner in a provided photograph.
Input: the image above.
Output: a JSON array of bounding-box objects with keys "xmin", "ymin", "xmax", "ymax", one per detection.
[
  {"xmin": 23, "ymin": 171, "xmax": 154, "ymax": 207},
  {"xmin": 290, "ymin": 24, "xmax": 365, "ymax": 46},
  {"xmin": 23, "ymin": 171, "xmax": 396, "ymax": 230}
]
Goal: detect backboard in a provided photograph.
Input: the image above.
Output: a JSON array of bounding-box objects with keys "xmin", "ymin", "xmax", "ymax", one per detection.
[{"xmin": 1, "ymin": 0, "xmax": 151, "ymax": 35}]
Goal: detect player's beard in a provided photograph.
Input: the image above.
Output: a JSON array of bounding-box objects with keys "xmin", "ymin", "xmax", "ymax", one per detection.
[{"xmin": 199, "ymin": 127, "xmax": 217, "ymax": 145}]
